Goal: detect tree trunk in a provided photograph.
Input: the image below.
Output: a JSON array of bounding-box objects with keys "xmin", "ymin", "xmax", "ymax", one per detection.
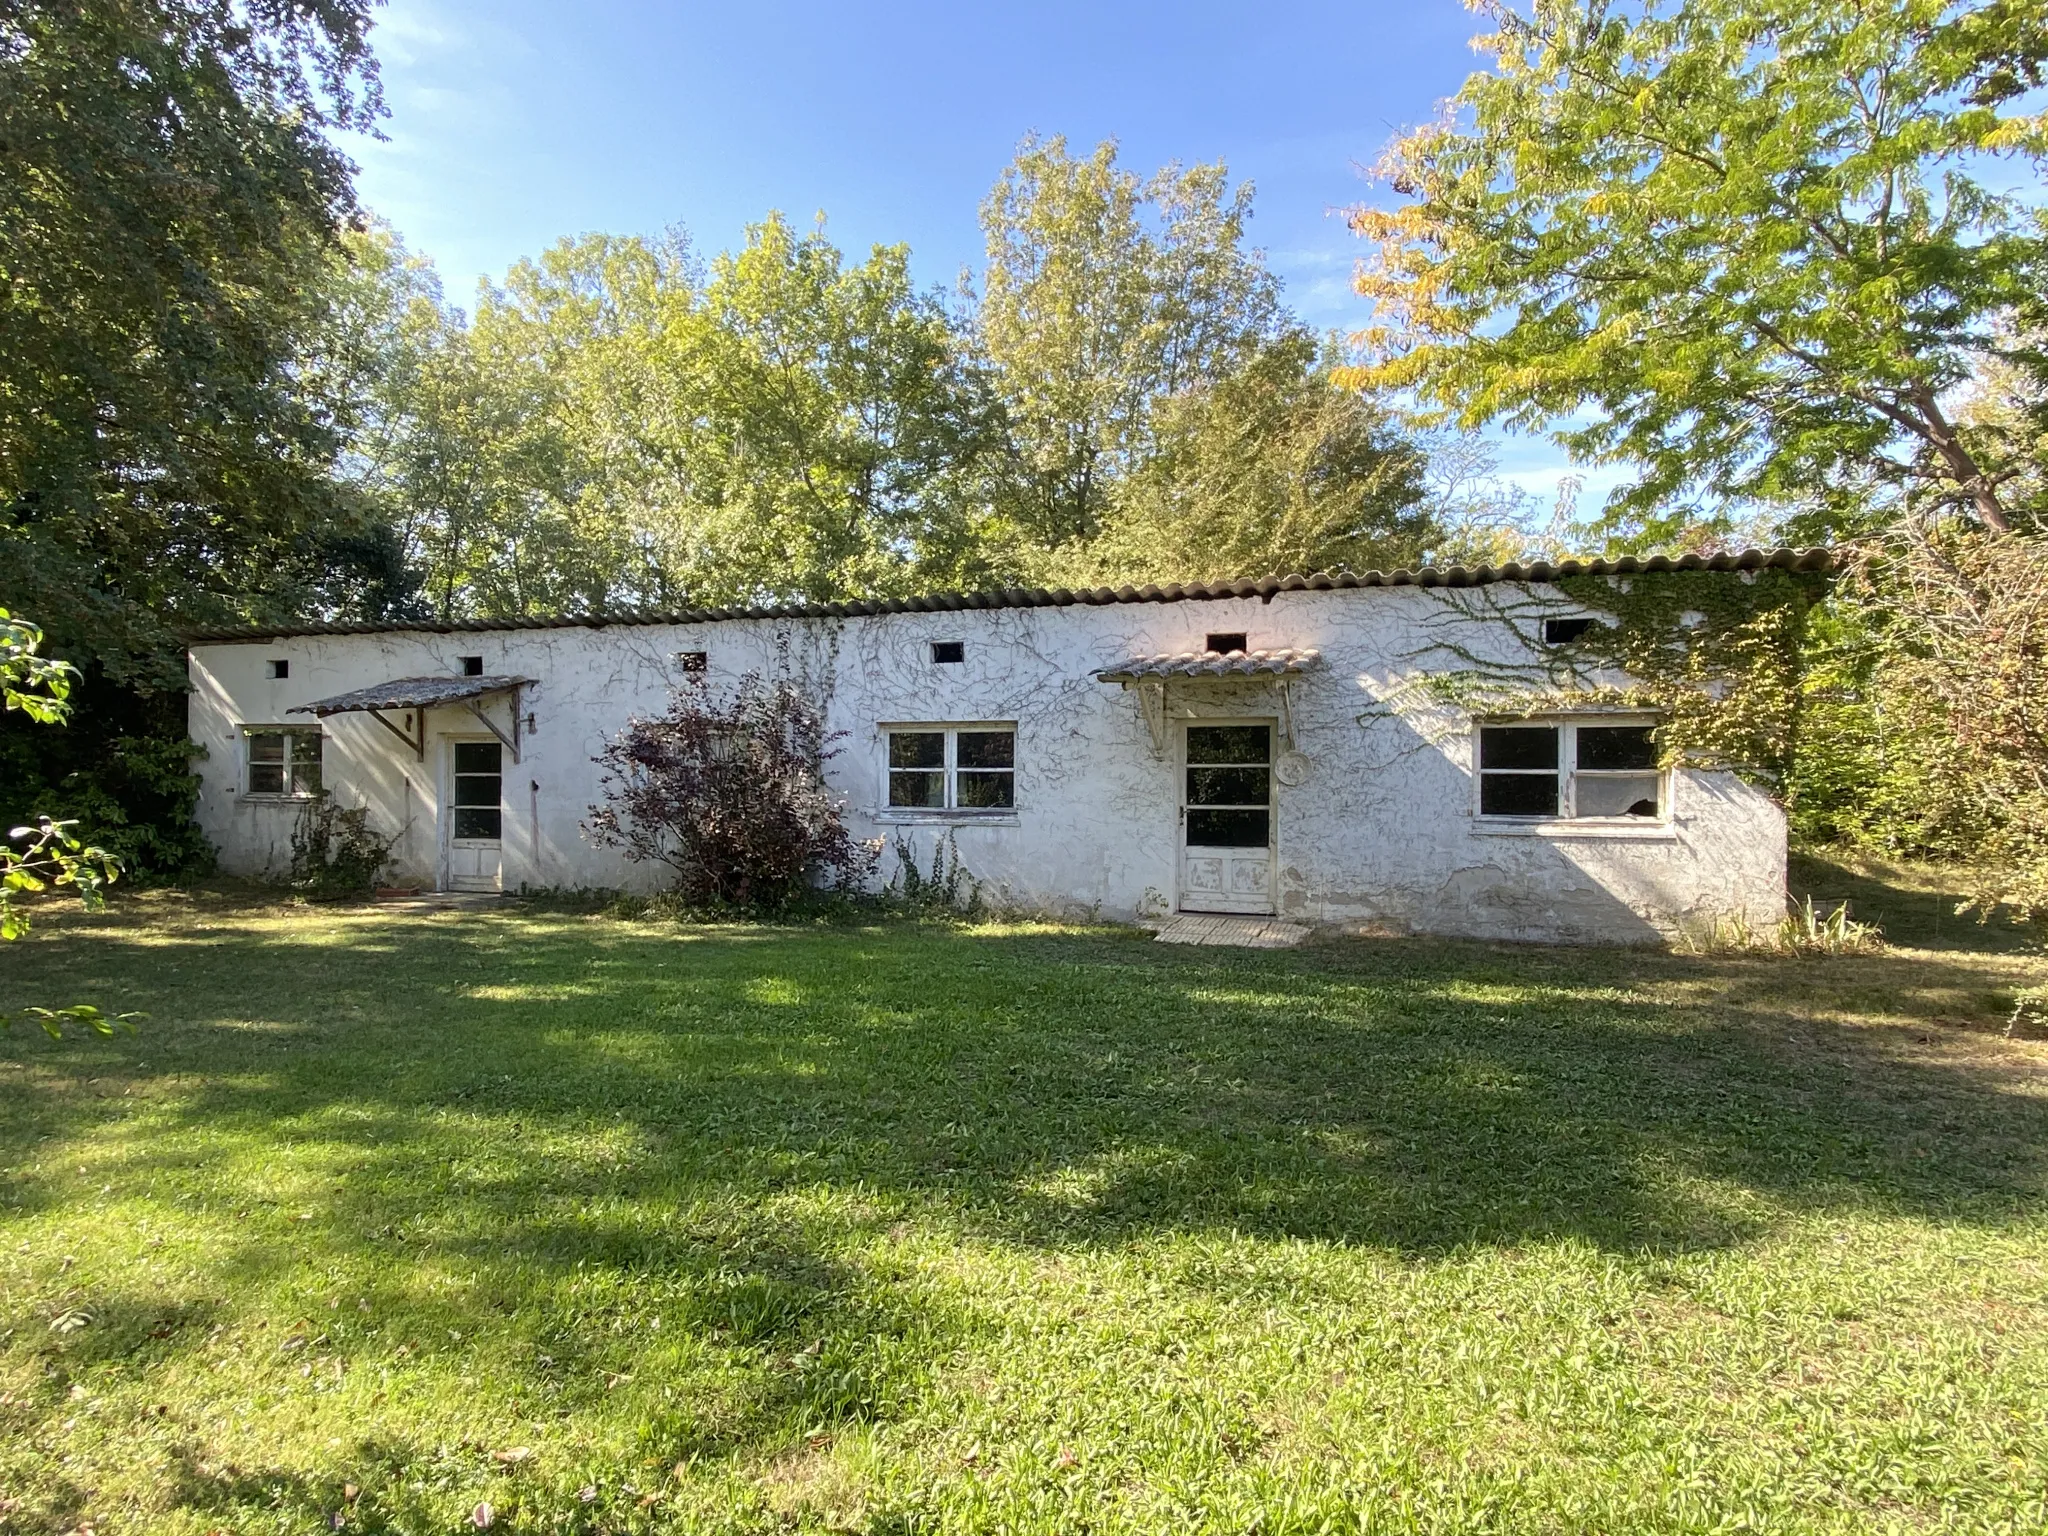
[{"xmin": 1910, "ymin": 385, "xmax": 2012, "ymax": 533}]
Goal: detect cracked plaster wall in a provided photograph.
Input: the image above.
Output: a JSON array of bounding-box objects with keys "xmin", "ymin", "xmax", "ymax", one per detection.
[{"xmin": 187, "ymin": 584, "xmax": 1786, "ymax": 943}]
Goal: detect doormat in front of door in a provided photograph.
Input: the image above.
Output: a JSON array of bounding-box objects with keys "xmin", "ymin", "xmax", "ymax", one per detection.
[{"xmin": 1155, "ymin": 914, "xmax": 1311, "ymax": 949}]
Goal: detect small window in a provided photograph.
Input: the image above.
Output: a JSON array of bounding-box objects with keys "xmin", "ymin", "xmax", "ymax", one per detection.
[
  {"xmin": 1204, "ymin": 632, "xmax": 1248, "ymax": 656},
  {"xmin": 266, "ymin": 658, "xmax": 289, "ymax": 679},
  {"xmin": 930, "ymin": 641, "xmax": 965, "ymax": 665},
  {"xmin": 677, "ymin": 650, "xmax": 708, "ymax": 674},
  {"xmin": 244, "ymin": 729, "xmax": 322, "ymax": 798},
  {"xmin": 887, "ymin": 726, "xmax": 1015, "ymax": 812},
  {"xmin": 1476, "ymin": 720, "xmax": 1664, "ymax": 820},
  {"xmin": 1543, "ymin": 617, "xmax": 1597, "ymax": 646},
  {"xmin": 459, "ymin": 655, "xmax": 485, "ymax": 676}
]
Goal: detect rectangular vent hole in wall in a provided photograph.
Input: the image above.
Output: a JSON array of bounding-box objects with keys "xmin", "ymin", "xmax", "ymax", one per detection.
[
  {"xmin": 931, "ymin": 641, "xmax": 965, "ymax": 665},
  {"xmin": 1543, "ymin": 618, "xmax": 1597, "ymax": 646},
  {"xmin": 1205, "ymin": 632, "xmax": 1248, "ymax": 656},
  {"xmin": 266, "ymin": 659, "xmax": 289, "ymax": 679},
  {"xmin": 459, "ymin": 655, "xmax": 484, "ymax": 676},
  {"xmin": 677, "ymin": 650, "xmax": 708, "ymax": 673}
]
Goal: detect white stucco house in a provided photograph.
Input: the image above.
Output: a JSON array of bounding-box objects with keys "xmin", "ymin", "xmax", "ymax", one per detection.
[{"xmin": 183, "ymin": 549, "xmax": 1826, "ymax": 944}]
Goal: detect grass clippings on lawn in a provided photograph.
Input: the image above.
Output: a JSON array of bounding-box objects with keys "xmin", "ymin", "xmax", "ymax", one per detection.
[{"xmin": 2, "ymin": 869, "xmax": 2046, "ymax": 1534}]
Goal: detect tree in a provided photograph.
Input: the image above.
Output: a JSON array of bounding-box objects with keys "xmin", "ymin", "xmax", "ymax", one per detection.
[
  {"xmin": 1344, "ymin": 0, "xmax": 2048, "ymax": 544},
  {"xmin": 345, "ymin": 216, "xmax": 1012, "ymax": 615},
  {"xmin": 979, "ymin": 136, "xmax": 1288, "ymax": 549},
  {"xmin": 1075, "ymin": 335, "xmax": 1437, "ymax": 582},
  {"xmin": 2, "ymin": 608, "xmax": 134, "ymax": 1038},
  {"xmin": 1791, "ymin": 528, "xmax": 2048, "ymax": 929},
  {"xmin": 0, "ymin": 0, "xmax": 397, "ymax": 683},
  {"xmin": 650, "ymin": 213, "xmax": 1008, "ymax": 603}
]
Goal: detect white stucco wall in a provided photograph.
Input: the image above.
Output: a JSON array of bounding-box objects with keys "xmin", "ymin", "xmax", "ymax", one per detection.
[{"xmin": 186, "ymin": 583, "xmax": 1788, "ymax": 944}]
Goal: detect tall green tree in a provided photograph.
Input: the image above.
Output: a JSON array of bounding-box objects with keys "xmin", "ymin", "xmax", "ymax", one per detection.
[
  {"xmin": 346, "ymin": 215, "xmax": 1011, "ymax": 616},
  {"xmin": 1344, "ymin": 0, "xmax": 2048, "ymax": 544},
  {"xmin": 979, "ymin": 136, "xmax": 1289, "ymax": 550},
  {"xmin": 664, "ymin": 213, "xmax": 1009, "ymax": 603},
  {"xmin": 0, "ymin": 0, "xmax": 401, "ymax": 683},
  {"xmin": 1076, "ymin": 335, "xmax": 1436, "ymax": 582}
]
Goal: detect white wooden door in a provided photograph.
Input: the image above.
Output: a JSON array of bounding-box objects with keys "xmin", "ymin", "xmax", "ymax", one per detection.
[
  {"xmin": 444, "ymin": 739, "xmax": 504, "ymax": 892},
  {"xmin": 1179, "ymin": 722, "xmax": 1275, "ymax": 915}
]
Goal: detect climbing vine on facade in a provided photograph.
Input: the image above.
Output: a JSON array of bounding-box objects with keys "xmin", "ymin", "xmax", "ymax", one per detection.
[{"xmin": 1370, "ymin": 564, "xmax": 1828, "ymax": 791}]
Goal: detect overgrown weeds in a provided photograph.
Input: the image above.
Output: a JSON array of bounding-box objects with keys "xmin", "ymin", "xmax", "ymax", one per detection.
[
  {"xmin": 1677, "ymin": 895, "xmax": 1886, "ymax": 957},
  {"xmin": 886, "ymin": 829, "xmax": 984, "ymax": 917},
  {"xmin": 287, "ymin": 796, "xmax": 393, "ymax": 899}
]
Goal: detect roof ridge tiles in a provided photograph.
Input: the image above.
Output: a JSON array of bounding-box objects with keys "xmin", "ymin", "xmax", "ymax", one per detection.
[{"xmin": 182, "ymin": 547, "xmax": 1831, "ymax": 644}]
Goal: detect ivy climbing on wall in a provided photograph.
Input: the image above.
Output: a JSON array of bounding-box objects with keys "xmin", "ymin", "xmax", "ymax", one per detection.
[{"xmin": 1368, "ymin": 565, "xmax": 1829, "ymax": 792}]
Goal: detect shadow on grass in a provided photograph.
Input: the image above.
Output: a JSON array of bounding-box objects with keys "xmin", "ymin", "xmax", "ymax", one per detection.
[
  {"xmin": 9, "ymin": 910, "xmax": 2043, "ymax": 1259},
  {"xmin": 2, "ymin": 896, "xmax": 2046, "ymax": 1524},
  {"xmin": 1790, "ymin": 849, "xmax": 2043, "ymax": 954}
]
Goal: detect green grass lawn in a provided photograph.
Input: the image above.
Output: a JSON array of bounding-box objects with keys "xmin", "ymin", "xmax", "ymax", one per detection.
[{"xmin": 3, "ymin": 872, "xmax": 2046, "ymax": 1535}]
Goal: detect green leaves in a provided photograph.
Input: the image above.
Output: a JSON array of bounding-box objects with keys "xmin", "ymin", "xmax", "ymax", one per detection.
[
  {"xmin": 1, "ymin": 1004, "xmax": 144, "ymax": 1040},
  {"xmin": 979, "ymin": 136, "xmax": 1287, "ymax": 550},
  {"xmin": 1347, "ymin": 0, "xmax": 2048, "ymax": 543},
  {"xmin": 1, "ymin": 607, "xmax": 76, "ymax": 724},
  {"xmin": 0, "ymin": 0, "xmax": 394, "ymax": 686},
  {"xmin": 341, "ymin": 216, "xmax": 1013, "ymax": 615},
  {"xmin": 1077, "ymin": 335, "xmax": 1435, "ymax": 583},
  {"xmin": 3, "ymin": 813, "xmax": 120, "ymax": 940}
]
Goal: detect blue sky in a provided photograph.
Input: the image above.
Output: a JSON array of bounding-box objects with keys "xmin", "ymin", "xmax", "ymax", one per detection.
[{"xmin": 342, "ymin": 0, "xmax": 1594, "ymax": 499}]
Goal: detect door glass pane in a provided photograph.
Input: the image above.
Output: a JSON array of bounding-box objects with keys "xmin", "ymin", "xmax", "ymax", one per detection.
[
  {"xmin": 1186, "ymin": 808, "xmax": 1270, "ymax": 847},
  {"xmin": 453, "ymin": 806, "xmax": 502, "ymax": 840},
  {"xmin": 888, "ymin": 732, "xmax": 944, "ymax": 769},
  {"xmin": 1480, "ymin": 772, "xmax": 1559, "ymax": 817},
  {"xmin": 956, "ymin": 730, "xmax": 1014, "ymax": 769},
  {"xmin": 1577, "ymin": 774, "xmax": 1661, "ymax": 817},
  {"xmin": 454, "ymin": 773, "xmax": 500, "ymax": 804},
  {"xmin": 452, "ymin": 741, "xmax": 501, "ymax": 840},
  {"xmin": 1186, "ymin": 765, "xmax": 1268, "ymax": 805},
  {"xmin": 1577, "ymin": 725, "xmax": 1657, "ymax": 771},
  {"xmin": 1480, "ymin": 726, "xmax": 1559, "ymax": 770},
  {"xmin": 1186, "ymin": 725, "xmax": 1271, "ymax": 765}
]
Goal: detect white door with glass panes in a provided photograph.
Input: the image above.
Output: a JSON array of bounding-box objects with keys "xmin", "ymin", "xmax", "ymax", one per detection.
[
  {"xmin": 443, "ymin": 739, "xmax": 504, "ymax": 891},
  {"xmin": 1179, "ymin": 723, "xmax": 1276, "ymax": 915}
]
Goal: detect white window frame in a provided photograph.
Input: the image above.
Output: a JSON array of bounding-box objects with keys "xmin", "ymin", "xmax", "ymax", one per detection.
[
  {"xmin": 879, "ymin": 722, "xmax": 1017, "ymax": 819},
  {"xmin": 1472, "ymin": 715, "xmax": 1669, "ymax": 827},
  {"xmin": 240, "ymin": 725, "xmax": 325, "ymax": 800}
]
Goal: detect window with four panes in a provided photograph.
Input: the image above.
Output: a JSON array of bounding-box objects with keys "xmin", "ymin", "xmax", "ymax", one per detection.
[
  {"xmin": 1478, "ymin": 722, "xmax": 1661, "ymax": 819},
  {"xmin": 887, "ymin": 727, "xmax": 1014, "ymax": 810}
]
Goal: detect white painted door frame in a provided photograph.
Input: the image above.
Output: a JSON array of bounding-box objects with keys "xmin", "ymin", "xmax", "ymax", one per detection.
[
  {"xmin": 439, "ymin": 733, "xmax": 505, "ymax": 893},
  {"xmin": 1176, "ymin": 717, "xmax": 1278, "ymax": 916}
]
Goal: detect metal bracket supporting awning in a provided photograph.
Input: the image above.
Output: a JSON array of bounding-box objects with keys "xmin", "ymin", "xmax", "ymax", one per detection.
[
  {"xmin": 291, "ymin": 674, "xmax": 534, "ymax": 764},
  {"xmin": 462, "ymin": 688, "xmax": 524, "ymax": 765},
  {"xmin": 367, "ymin": 706, "xmax": 428, "ymax": 761},
  {"xmin": 1097, "ymin": 649, "xmax": 1321, "ymax": 760}
]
